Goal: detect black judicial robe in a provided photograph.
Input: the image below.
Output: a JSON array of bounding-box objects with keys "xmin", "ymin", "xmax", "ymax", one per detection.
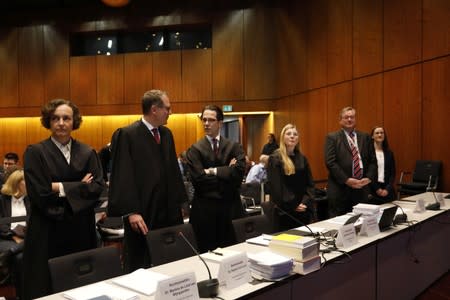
[
  {"xmin": 22, "ymin": 138, "xmax": 105, "ymax": 300},
  {"xmin": 186, "ymin": 136, "xmax": 245, "ymax": 252},
  {"xmin": 108, "ymin": 121, "xmax": 186, "ymax": 272}
]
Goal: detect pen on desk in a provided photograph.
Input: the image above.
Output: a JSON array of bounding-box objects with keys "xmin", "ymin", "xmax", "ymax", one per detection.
[{"xmin": 210, "ymin": 250, "xmax": 223, "ymax": 256}]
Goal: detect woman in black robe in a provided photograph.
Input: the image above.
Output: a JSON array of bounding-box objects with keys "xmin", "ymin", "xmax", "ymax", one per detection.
[{"xmin": 22, "ymin": 99, "xmax": 105, "ymax": 300}]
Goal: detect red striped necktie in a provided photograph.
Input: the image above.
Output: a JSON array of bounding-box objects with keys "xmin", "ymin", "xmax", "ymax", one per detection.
[
  {"xmin": 152, "ymin": 128, "xmax": 160, "ymax": 144},
  {"xmin": 349, "ymin": 132, "xmax": 362, "ymax": 179}
]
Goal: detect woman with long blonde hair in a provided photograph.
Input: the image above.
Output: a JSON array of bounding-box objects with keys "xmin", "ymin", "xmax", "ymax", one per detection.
[{"xmin": 267, "ymin": 124, "xmax": 315, "ymax": 231}]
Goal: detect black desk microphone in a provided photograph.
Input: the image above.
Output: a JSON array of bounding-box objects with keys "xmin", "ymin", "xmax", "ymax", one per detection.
[
  {"xmin": 391, "ymin": 202, "xmax": 408, "ymax": 225},
  {"xmin": 273, "ymin": 204, "xmax": 319, "ymax": 239},
  {"xmin": 426, "ymin": 192, "xmax": 441, "ymax": 211},
  {"xmin": 178, "ymin": 232, "xmax": 219, "ymax": 298}
]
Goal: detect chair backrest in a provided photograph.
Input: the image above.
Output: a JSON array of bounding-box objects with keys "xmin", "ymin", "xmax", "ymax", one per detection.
[
  {"xmin": 146, "ymin": 223, "xmax": 197, "ymax": 267},
  {"xmin": 232, "ymin": 214, "xmax": 272, "ymax": 243},
  {"xmin": 48, "ymin": 246, "xmax": 123, "ymax": 293},
  {"xmin": 240, "ymin": 182, "xmax": 262, "ymax": 205},
  {"xmin": 413, "ymin": 160, "xmax": 442, "ymax": 184}
]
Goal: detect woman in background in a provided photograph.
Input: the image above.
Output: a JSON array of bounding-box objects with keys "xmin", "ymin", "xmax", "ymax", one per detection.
[
  {"xmin": 261, "ymin": 133, "xmax": 279, "ymax": 155},
  {"xmin": 370, "ymin": 126, "xmax": 396, "ymax": 203},
  {"xmin": 267, "ymin": 124, "xmax": 315, "ymax": 231}
]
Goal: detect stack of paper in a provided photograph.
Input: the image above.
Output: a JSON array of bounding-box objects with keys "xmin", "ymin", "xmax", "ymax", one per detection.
[
  {"xmin": 247, "ymin": 251, "xmax": 293, "ymax": 280},
  {"xmin": 200, "ymin": 248, "xmax": 242, "ymax": 263},
  {"xmin": 62, "ymin": 282, "xmax": 138, "ymax": 300},
  {"xmin": 268, "ymin": 233, "xmax": 319, "ymax": 262},
  {"xmin": 292, "ymin": 256, "xmax": 321, "ymax": 275},
  {"xmin": 111, "ymin": 268, "xmax": 169, "ymax": 296},
  {"xmin": 353, "ymin": 203, "xmax": 380, "ymax": 215}
]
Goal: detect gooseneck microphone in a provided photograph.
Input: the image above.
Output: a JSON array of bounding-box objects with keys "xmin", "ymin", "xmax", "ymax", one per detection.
[
  {"xmin": 426, "ymin": 192, "xmax": 441, "ymax": 211},
  {"xmin": 273, "ymin": 203, "xmax": 318, "ymax": 238},
  {"xmin": 178, "ymin": 232, "xmax": 219, "ymax": 298},
  {"xmin": 391, "ymin": 202, "xmax": 408, "ymax": 225}
]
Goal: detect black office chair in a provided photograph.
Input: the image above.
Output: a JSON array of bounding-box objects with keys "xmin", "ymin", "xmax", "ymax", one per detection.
[
  {"xmin": 146, "ymin": 223, "xmax": 197, "ymax": 267},
  {"xmin": 397, "ymin": 160, "xmax": 442, "ymax": 198},
  {"xmin": 232, "ymin": 214, "xmax": 273, "ymax": 243},
  {"xmin": 240, "ymin": 182, "xmax": 263, "ymax": 205},
  {"xmin": 48, "ymin": 246, "xmax": 123, "ymax": 293}
]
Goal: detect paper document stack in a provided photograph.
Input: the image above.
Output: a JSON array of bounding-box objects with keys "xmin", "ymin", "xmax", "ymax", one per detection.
[
  {"xmin": 200, "ymin": 248, "xmax": 242, "ymax": 263},
  {"xmin": 353, "ymin": 203, "xmax": 380, "ymax": 215},
  {"xmin": 62, "ymin": 282, "xmax": 138, "ymax": 300},
  {"xmin": 268, "ymin": 233, "xmax": 319, "ymax": 261},
  {"xmin": 247, "ymin": 251, "xmax": 293, "ymax": 280}
]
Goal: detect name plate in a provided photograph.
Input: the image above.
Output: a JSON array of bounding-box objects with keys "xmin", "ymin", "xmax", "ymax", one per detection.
[
  {"xmin": 437, "ymin": 194, "xmax": 446, "ymax": 208},
  {"xmin": 359, "ymin": 215, "xmax": 380, "ymax": 237},
  {"xmin": 217, "ymin": 252, "xmax": 250, "ymax": 289},
  {"xmin": 414, "ymin": 198, "xmax": 425, "ymax": 213},
  {"xmin": 155, "ymin": 272, "xmax": 199, "ymax": 300},
  {"xmin": 336, "ymin": 223, "xmax": 358, "ymax": 248}
]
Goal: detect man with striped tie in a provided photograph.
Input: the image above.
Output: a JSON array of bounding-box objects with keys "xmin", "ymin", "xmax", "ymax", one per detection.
[{"xmin": 324, "ymin": 107, "xmax": 377, "ymax": 217}]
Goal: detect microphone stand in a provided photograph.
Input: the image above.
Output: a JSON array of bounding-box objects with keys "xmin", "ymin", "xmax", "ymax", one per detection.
[
  {"xmin": 273, "ymin": 204, "xmax": 319, "ymax": 240},
  {"xmin": 426, "ymin": 192, "xmax": 441, "ymax": 211},
  {"xmin": 391, "ymin": 202, "xmax": 408, "ymax": 225},
  {"xmin": 178, "ymin": 232, "xmax": 219, "ymax": 298}
]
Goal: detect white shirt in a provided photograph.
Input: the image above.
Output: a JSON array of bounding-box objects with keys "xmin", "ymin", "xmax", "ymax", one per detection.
[
  {"xmin": 51, "ymin": 137, "xmax": 72, "ymax": 197},
  {"xmin": 376, "ymin": 149, "xmax": 385, "ymax": 183},
  {"xmin": 11, "ymin": 195, "xmax": 27, "ymax": 228}
]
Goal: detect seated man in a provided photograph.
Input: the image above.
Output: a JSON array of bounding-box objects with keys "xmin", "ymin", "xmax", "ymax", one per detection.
[{"xmin": 245, "ymin": 155, "xmax": 269, "ymax": 184}]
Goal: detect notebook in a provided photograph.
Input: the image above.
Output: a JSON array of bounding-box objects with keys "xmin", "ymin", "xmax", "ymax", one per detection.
[{"xmin": 378, "ymin": 206, "xmax": 398, "ymax": 232}]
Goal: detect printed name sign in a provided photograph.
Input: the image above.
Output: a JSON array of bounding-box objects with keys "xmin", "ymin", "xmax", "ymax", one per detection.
[
  {"xmin": 336, "ymin": 223, "xmax": 358, "ymax": 248},
  {"xmin": 155, "ymin": 272, "xmax": 199, "ymax": 300},
  {"xmin": 218, "ymin": 252, "xmax": 250, "ymax": 289},
  {"xmin": 359, "ymin": 215, "xmax": 380, "ymax": 237}
]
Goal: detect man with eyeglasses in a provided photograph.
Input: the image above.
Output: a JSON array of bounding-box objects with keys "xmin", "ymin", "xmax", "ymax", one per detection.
[
  {"xmin": 186, "ymin": 105, "xmax": 246, "ymax": 252},
  {"xmin": 108, "ymin": 89, "xmax": 187, "ymax": 272}
]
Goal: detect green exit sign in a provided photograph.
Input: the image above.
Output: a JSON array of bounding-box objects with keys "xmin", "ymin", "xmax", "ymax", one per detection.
[{"xmin": 222, "ymin": 105, "xmax": 233, "ymax": 112}]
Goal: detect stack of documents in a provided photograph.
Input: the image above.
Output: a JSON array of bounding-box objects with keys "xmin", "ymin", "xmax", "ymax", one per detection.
[
  {"xmin": 247, "ymin": 251, "xmax": 293, "ymax": 280},
  {"xmin": 62, "ymin": 282, "xmax": 138, "ymax": 300},
  {"xmin": 111, "ymin": 268, "xmax": 169, "ymax": 296},
  {"xmin": 268, "ymin": 233, "xmax": 319, "ymax": 262},
  {"xmin": 353, "ymin": 203, "xmax": 380, "ymax": 215},
  {"xmin": 200, "ymin": 248, "xmax": 242, "ymax": 263}
]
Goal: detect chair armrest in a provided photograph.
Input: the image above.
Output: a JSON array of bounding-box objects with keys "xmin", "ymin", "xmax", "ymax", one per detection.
[{"xmin": 398, "ymin": 171, "xmax": 412, "ymax": 184}]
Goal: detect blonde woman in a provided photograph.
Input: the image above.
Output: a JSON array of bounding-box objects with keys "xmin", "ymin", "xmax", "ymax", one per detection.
[
  {"xmin": 0, "ymin": 169, "xmax": 30, "ymax": 244},
  {"xmin": 267, "ymin": 124, "xmax": 315, "ymax": 231}
]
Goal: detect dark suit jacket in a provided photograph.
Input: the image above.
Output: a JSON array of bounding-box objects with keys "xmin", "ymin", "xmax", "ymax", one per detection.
[
  {"xmin": 0, "ymin": 194, "xmax": 30, "ymax": 239},
  {"xmin": 370, "ymin": 148, "xmax": 396, "ymax": 202},
  {"xmin": 108, "ymin": 120, "xmax": 186, "ymax": 271},
  {"xmin": 324, "ymin": 130, "xmax": 377, "ymax": 215},
  {"xmin": 186, "ymin": 136, "xmax": 245, "ymax": 251}
]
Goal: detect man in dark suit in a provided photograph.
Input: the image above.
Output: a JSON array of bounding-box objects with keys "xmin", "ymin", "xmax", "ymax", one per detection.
[
  {"xmin": 108, "ymin": 90, "xmax": 187, "ymax": 272},
  {"xmin": 324, "ymin": 106, "xmax": 377, "ymax": 217},
  {"xmin": 186, "ymin": 105, "xmax": 246, "ymax": 252}
]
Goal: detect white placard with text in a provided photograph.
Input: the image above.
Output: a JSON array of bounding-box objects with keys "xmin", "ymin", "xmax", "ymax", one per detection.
[
  {"xmin": 414, "ymin": 199, "xmax": 426, "ymax": 213},
  {"xmin": 359, "ymin": 215, "xmax": 380, "ymax": 237},
  {"xmin": 155, "ymin": 272, "xmax": 199, "ymax": 300},
  {"xmin": 336, "ymin": 224, "xmax": 358, "ymax": 248},
  {"xmin": 217, "ymin": 252, "xmax": 251, "ymax": 289}
]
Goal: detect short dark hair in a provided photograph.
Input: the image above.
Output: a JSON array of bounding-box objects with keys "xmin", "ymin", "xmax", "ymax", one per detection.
[
  {"xmin": 201, "ymin": 105, "xmax": 224, "ymax": 121},
  {"xmin": 4, "ymin": 152, "xmax": 19, "ymax": 162},
  {"xmin": 142, "ymin": 90, "xmax": 167, "ymax": 114},
  {"xmin": 41, "ymin": 99, "xmax": 82, "ymax": 130}
]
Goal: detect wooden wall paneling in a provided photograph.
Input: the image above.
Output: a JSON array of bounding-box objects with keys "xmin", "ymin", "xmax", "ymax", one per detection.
[
  {"xmin": 353, "ymin": 74, "xmax": 383, "ymax": 133},
  {"xmin": 423, "ymin": 57, "xmax": 450, "ymax": 191},
  {"xmin": 274, "ymin": 96, "xmax": 292, "ymax": 140},
  {"xmin": 100, "ymin": 115, "xmax": 133, "ymax": 147},
  {"xmin": 327, "ymin": 0, "xmax": 353, "ymax": 84},
  {"xmin": 97, "ymin": 54, "xmax": 124, "ymax": 105},
  {"xmin": 181, "ymin": 114, "xmax": 201, "ymax": 152},
  {"xmin": 422, "ymin": 0, "xmax": 450, "ymax": 60},
  {"xmin": 0, "ymin": 118, "xmax": 27, "ymax": 159},
  {"xmin": 70, "ymin": 56, "xmax": 97, "ymax": 106},
  {"xmin": 383, "ymin": 0, "xmax": 422, "ymax": 70},
  {"xmin": 152, "ymin": 51, "xmax": 182, "ymax": 101},
  {"xmin": 306, "ymin": 0, "xmax": 328, "ymax": 90},
  {"xmin": 294, "ymin": 90, "xmax": 328, "ymax": 181},
  {"xmin": 383, "ymin": 65, "xmax": 422, "ymax": 180},
  {"xmin": 244, "ymin": 115, "xmax": 269, "ymax": 161},
  {"xmin": 25, "ymin": 117, "xmax": 49, "ymax": 146},
  {"xmin": 43, "ymin": 25, "xmax": 70, "ymax": 101},
  {"xmin": 275, "ymin": 2, "xmax": 307, "ymax": 97},
  {"xmin": 18, "ymin": 25, "xmax": 45, "ymax": 107},
  {"xmin": 212, "ymin": 10, "xmax": 244, "ymax": 101},
  {"xmin": 243, "ymin": 5, "xmax": 277, "ymax": 100},
  {"xmin": 353, "ymin": 0, "xmax": 383, "ymax": 77},
  {"xmin": 167, "ymin": 114, "xmax": 187, "ymax": 156},
  {"xmin": 124, "ymin": 52, "xmax": 153, "ymax": 104},
  {"xmin": 0, "ymin": 27, "xmax": 19, "ymax": 108},
  {"xmin": 181, "ymin": 49, "xmax": 212, "ymax": 102},
  {"xmin": 326, "ymin": 83, "xmax": 352, "ymax": 133},
  {"xmin": 71, "ymin": 116, "xmax": 102, "ymax": 150}
]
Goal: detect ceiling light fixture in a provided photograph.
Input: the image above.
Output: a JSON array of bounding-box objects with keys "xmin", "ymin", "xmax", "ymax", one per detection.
[{"xmin": 101, "ymin": 0, "xmax": 131, "ymax": 8}]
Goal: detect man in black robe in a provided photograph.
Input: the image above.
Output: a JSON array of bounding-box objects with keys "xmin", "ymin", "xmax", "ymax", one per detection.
[
  {"xmin": 186, "ymin": 105, "xmax": 246, "ymax": 253},
  {"xmin": 23, "ymin": 99, "xmax": 105, "ymax": 300},
  {"xmin": 108, "ymin": 90, "xmax": 187, "ymax": 272}
]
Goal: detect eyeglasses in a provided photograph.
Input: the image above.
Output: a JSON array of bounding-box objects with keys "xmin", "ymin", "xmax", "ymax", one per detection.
[{"xmin": 201, "ymin": 118, "xmax": 217, "ymax": 123}]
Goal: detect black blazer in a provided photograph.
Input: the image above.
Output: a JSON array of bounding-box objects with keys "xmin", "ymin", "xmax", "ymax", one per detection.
[
  {"xmin": 370, "ymin": 148, "xmax": 396, "ymax": 201},
  {"xmin": 0, "ymin": 194, "xmax": 31, "ymax": 239}
]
